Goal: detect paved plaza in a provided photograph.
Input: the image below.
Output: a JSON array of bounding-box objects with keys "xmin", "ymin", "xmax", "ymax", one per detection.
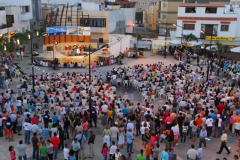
[{"xmin": 0, "ymin": 49, "xmax": 238, "ymax": 160}]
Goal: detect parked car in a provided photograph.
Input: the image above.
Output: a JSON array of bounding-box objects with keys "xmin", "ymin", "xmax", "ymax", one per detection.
[{"xmin": 138, "ymin": 24, "xmax": 144, "ymax": 27}]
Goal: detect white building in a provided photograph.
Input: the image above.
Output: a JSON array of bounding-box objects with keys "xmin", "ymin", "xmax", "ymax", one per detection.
[
  {"xmin": 0, "ymin": 0, "xmax": 33, "ymax": 37},
  {"xmin": 175, "ymin": 3, "xmax": 238, "ymax": 40}
]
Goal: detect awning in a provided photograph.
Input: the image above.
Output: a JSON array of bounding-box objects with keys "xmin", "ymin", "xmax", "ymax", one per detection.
[{"xmin": 230, "ymin": 47, "xmax": 240, "ymax": 53}]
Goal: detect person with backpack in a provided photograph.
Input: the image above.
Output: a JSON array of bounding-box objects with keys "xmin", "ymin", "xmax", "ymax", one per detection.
[{"xmin": 75, "ymin": 131, "xmax": 87, "ymax": 159}]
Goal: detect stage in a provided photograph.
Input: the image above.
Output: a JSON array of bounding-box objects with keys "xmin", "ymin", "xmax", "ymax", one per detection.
[{"xmin": 34, "ymin": 51, "xmax": 113, "ymax": 65}]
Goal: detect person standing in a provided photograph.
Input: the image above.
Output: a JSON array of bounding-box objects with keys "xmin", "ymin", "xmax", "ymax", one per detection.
[
  {"xmin": 216, "ymin": 130, "xmax": 231, "ymax": 154},
  {"xmin": 51, "ymin": 132, "xmax": 60, "ymax": 159},
  {"xmin": 197, "ymin": 145, "xmax": 203, "ymax": 160},
  {"xmin": 71, "ymin": 138, "xmax": 80, "ymax": 160},
  {"xmin": 205, "ymin": 116, "xmax": 213, "ymax": 137},
  {"xmin": 110, "ymin": 124, "xmax": 119, "ymax": 143},
  {"xmin": 101, "ymin": 143, "xmax": 109, "ymax": 160},
  {"xmin": 23, "ymin": 119, "xmax": 31, "ymax": 144},
  {"xmin": 187, "ymin": 144, "xmax": 198, "ymax": 160},
  {"xmin": 76, "ymin": 131, "xmax": 87, "ymax": 159},
  {"xmin": 82, "ymin": 119, "xmax": 89, "ymax": 138},
  {"xmin": 126, "ymin": 129, "xmax": 134, "ymax": 154},
  {"xmin": 9, "ymin": 146, "xmax": 16, "ymax": 160},
  {"xmin": 5, "ymin": 117, "xmax": 14, "ymax": 142},
  {"xmin": 109, "ymin": 141, "xmax": 117, "ymax": 160},
  {"xmin": 39, "ymin": 141, "xmax": 48, "ymax": 160},
  {"xmin": 88, "ymin": 130, "xmax": 96, "ymax": 158},
  {"xmin": 199, "ymin": 127, "xmax": 207, "ymax": 148},
  {"xmin": 17, "ymin": 140, "xmax": 27, "ymax": 160},
  {"xmin": 152, "ymin": 144, "xmax": 160, "ymax": 160},
  {"xmin": 161, "ymin": 148, "xmax": 168, "ymax": 160},
  {"xmin": 136, "ymin": 149, "xmax": 146, "ymax": 160},
  {"xmin": 32, "ymin": 132, "xmax": 39, "ymax": 160},
  {"xmin": 46, "ymin": 140, "xmax": 53, "ymax": 160},
  {"xmin": 58, "ymin": 126, "xmax": 65, "ymax": 150},
  {"xmin": 63, "ymin": 143, "xmax": 70, "ymax": 160},
  {"xmin": 145, "ymin": 141, "xmax": 151, "ymax": 160}
]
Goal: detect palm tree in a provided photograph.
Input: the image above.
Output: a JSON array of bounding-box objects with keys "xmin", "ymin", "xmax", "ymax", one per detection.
[
  {"xmin": 136, "ymin": 32, "xmax": 143, "ymax": 52},
  {"xmin": 183, "ymin": 33, "xmax": 198, "ymax": 43}
]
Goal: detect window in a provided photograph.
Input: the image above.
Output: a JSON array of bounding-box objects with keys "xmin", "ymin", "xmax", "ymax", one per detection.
[
  {"xmin": 162, "ymin": 15, "xmax": 167, "ymax": 19},
  {"xmin": 138, "ymin": 8, "xmax": 142, "ymax": 11},
  {"xmin": 163, "ymin": 3, "xmax": 167, "ymax": 8},
  {"xmin": 0, "ymin": 6, "xmax": 5, "ymax": 11},
  {"xmin": 185, "ymin": 7, "xmax": 196, "ymax": 13},
  {"xmin": 6, "ymin": 15, "xmax": 14, "ymax": 23},
  {"xmin": 221, "ymin": 25, "xmax": 229, "ymax": 31},
  {"xmin": 183, "ymin": 24, "xmax": 195, "ymax": 30},
  {"xmin": 67, "ymin": 17, "xmax": 71, "ymax": 22},
  {"xmin": 20, "ymin": 6, "xmax": 30, "ymax": 13},
  {"xmin": 205, "ymin": 7, "xmax": 217, "ymax": 13},
  {"xmin": 80, "ymin": 18, "xmax": 106, "ymax": 27},
  {"xmin": 158, "ymin": 13, "xmax": 161, "ymax": 19}
]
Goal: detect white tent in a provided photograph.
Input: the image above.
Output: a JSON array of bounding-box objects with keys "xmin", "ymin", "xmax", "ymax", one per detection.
[
  {"xmin": 230, "ymin": 47, "xmax": 240, "ymax": 53},
  {"xmin": 188, "ymin": 41, "xmax": 203, "ymax": 46},
  {"xmin": 205, "ymin": 45, "xmax": 218, "ymax": 51},
  {"xmin": 152, "ymin": 39, "xmax": 171, "ymax": 49},
  {"xmin": 169, "ymin": 39, "xmax": 182, "ymax": 46}
]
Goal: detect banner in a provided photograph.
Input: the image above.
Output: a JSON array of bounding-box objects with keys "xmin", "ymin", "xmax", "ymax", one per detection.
[
  {"xmin": 130, "ymin": 40, "xmax": 151, "ymax": 49},
  {"xmin": 205, "ymin": 36, "xmax": 235, "ymax": 41},
  {"xmin": 46, "ymin": 26, "xmax": 91, "ymax": 35}
]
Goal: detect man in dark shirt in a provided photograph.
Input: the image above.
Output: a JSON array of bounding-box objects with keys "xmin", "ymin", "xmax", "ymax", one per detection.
[
  {"xmin": 42, "ymin": 111, "xmax": 50, "ymax": 128},
  {"xmin": 91, "ymin": 107, "xmax": 98, "ymax": 128},
  {"xmin": 177, "ymin": 112, "xmax": 185, "ymax": 137},
  {"xmin": 32, "ymin": 132, "xmax": 39, "ymax": 160},
  {"xmin": 88, "ymin": 131, "xmax": 96, "ymax": 158},
  {"xmin": 145, "ymin": 111, "xmax": 152, "ymax": 122},
  {"xmin": 5, "ymin": 118, "xmax": 13, "ymax": 141}
]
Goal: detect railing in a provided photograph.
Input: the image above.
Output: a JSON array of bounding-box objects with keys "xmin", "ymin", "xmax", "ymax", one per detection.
[{"xmin": 0, "ymin": 24, "xmax": 7, "ymax": 29}]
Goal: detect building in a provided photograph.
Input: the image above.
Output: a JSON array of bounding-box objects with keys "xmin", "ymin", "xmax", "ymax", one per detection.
[
  {"xmin": 42, "ymin": 0, "xmax": 136, "ymax": 44},
  {"xmin": 0, "ymin": 0, "xmax": 33, "ymax": 39},
  {"xmin": 42, "ymin": 0, "xmax": 81, "ymax": 5},
  {"xmin": 175, "ymin": 3, "xmax": 238, "ymax": 40},
  {"xmin": 31, "ymin": 0, "xmax": 43, "ymax": 30},
  {"xmin": 136, "ymin": 0, "xmax": 157, "ymax": 12},
  {"xmin": 143, "ymin": 6, "xmax": 157, "ymax": 31},
  {"xmin": 156, "ymin": 0, "xmax": 230, "ymax": 34}
]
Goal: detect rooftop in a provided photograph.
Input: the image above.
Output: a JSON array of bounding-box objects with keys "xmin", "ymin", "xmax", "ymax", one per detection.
[{"xmin": 179, "ymin": 3, "xmax": 225, "ymax": 7}]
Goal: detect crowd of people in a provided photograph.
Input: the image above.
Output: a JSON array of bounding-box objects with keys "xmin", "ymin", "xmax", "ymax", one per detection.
[{"xmin": 0, "ymin": 52, "xmax": 240, "ymax": 160}]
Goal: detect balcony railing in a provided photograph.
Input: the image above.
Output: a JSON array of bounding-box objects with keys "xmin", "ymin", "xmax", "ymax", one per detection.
[
  {"xmin": 7, "ymin": 23, "xmax": 13, "ymax": 28},
  {"xmin": 0, "ymin": 24, "xmax": 7, "ymax": 29}
]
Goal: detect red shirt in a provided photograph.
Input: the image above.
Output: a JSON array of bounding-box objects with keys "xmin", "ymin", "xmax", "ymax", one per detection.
[
  {"xmin": 165, "ymin": 116, "xmax": 174, "ymax": 124},
  {"xmin": 51, "ymin": 136, "xmax": 60, "ymax": 148},
  {"xmin": 31, "ymin": 117, "xmax": 39, "ymax": 124},
  {"xmin": 218, "ymin": 104, "xmax": 224, "ymax": 113}
]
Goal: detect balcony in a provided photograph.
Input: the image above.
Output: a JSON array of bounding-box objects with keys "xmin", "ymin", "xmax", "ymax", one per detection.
[
  {"xmin": 0, "ymin": 24, "xmax": 7, "ymax": 34},
  {"xmin": 18, "ymin": 12, "xmax": 32, "ymax": 21}
]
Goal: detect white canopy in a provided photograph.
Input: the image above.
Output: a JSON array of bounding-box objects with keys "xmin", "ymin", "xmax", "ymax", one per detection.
[
  {"xmin": 169, "ymin": 39, "xmax": 182, "ymax": 46},
  {"xmin": 205, "ymin": 45, "xmax": 218, "ymax": 51},
  {"xmin": 188, "ymin": 41, "xmax": 203, "ymax": 46},
  {"xmin": 152, "ymin": 39, "xmax": 170, "ymax": 49},
  {"xmin": 230, "ymin": 47, "xmax": 240, "ymax": 53}
]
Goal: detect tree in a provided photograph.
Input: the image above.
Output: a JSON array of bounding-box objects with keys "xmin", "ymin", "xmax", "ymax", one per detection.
[
  {"xmin": 11, "ymin": 32, "xmax": 28, "ymax": 45},
  {"xmin": 135, "ymin": 12, "xmax": 143, "ymax": 24},
  {"xmin": 183, "ymin": 33, "xmax": 198, "ymax": 43},
  {"xmin": 136, "ymin": 32, "xmax": 143, "ymax": 52}
]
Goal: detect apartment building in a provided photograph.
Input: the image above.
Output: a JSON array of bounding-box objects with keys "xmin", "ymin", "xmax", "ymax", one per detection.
[
  {"xmin": 143, "ymin": 6, "xmax": 157, "ymax": 31},
  {"xmin": 31, "ymin": 0, "xmax": 43, "ymax": 30},
  {"xmin": 136, "ymin": 0, "xmax": 158, "ymax": 12},
  {"xmin": 175, "ymin": 3, "xmax": 238, "ymax": 39},
  {"xmin": 42, "ymin": 0, "xmax": 136, "ymax": 43},
  {"xmin": 0, "ymin": 1, "xmax": 33, "ymax": 39},
  {"xmin": 156, "ymin": 0, "xmax": 230, "ymax": 34}
]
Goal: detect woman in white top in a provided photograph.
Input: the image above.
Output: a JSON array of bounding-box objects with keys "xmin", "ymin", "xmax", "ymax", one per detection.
[
  {"xmin": 171, "ymin": 123, "xmax": 179, "ymax": 147},
  {"xmin": 112, "ymin": 149, "xmax": 121, "ymax": 160},
  {"xmin": 16, "ymin": 98, "xmax": 23, "ymax": 115}
]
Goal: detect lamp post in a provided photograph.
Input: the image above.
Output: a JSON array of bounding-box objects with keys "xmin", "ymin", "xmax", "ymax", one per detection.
[
  {"xmin": 173, "ymin": 23, "xmax": 184, "ymax": 44},
  {"xmin": 200, "ymin": 30, "xmax": 213, "ymax": 83},
  {"xmin": 28, "ymin": 31, "xmax": 39, "ymax": 93},
  {"xmin": 86, "ymin": 45, "xmax": 92, "ymax": 127},
  {"xmin": 158, "ymin": 21, "xmax": 167, "ymax": 58},
  {"xmin": 132, "ymin": 23, "xmax": 135, "ymax": 34}
]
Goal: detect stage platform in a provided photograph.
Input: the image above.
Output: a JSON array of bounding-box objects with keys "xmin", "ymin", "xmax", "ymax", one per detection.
[{"xmin": 34, "ymin": 51, "xmax": 113, "ymax": 65}]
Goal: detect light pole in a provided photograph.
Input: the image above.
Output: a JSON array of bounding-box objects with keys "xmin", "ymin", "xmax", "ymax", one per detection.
[
  {"xmin": 28, "ymin": 31, "xmax": 39, "ymax": 93},
  {"xmin": 173, "ymin": 23, "xmax": 183, "ymax": 44},
  {"xmin": 200, "ymin": 30, "xmax": 213, "ymax": 83},
  {"xmin": 158, "ymin": 21, "xmax": 167, "ymax": 58}
]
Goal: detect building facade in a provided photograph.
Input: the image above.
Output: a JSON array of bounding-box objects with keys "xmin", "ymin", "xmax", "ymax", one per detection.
[
  {"xmin": 0, "ymin": 0, "xmax": 33, "ymax": 39},
  {"xmin": 136, "ymin": 0, "xmax": 157, "ymax": 12},
  {"xmin": 156, "ymin": 0, "xmax": 230, "ymax": 34},
  {"xmin": 143, "ymin": 6, "xmax": 157, "ymax": 31},
  {"xmin": 175, "ymin": 3, "xmax": 238, "ymax": 39},
  {"xmin": 42, "ymin": 1, "xmax": 136, "ymax": 43},
  {"xmin": 31, "ymin": 0, "xmax": 43, "ymax": 30}
]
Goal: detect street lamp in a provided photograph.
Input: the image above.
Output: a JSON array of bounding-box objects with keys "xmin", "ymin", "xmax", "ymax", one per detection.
[
  {"xmin": 28, "ymin": 31, "xmax": 40, "ymax": 93},
  {"xmin": 132, "ymin": 23, "xmax": 135, "ymax": 34},
  {"xmin": 158, "ymin": 21, "xmax": 167, "ymax": 58},
  {"xmin": 173, "ymin": 23, "xmax": 184, "ymax": 45},
  {"xmin": 200, "ymin": 30, "xmax": 213, "ymax": 83}
]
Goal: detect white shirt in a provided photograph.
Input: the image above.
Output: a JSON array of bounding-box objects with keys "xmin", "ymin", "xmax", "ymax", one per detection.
[
  {"xmin": 109, "ymin": 145, "xmax": 118, "ymax": 154},
  {"xmin": 171, "ymin": 125, "xmax": 179, "ymax": 133},
  {"xmin": 63, "ymin": 148, "xmax": 69, "ymax": 159},
  {"xmin": 30, "ymin": 124, "xmax": 39, "ymax": 132},
  {"xmin": 205, "ymin": 118, "xmax": 213, "ymax": 127},
  {"xmin": 127, "ymin": 122, "xmax": 134, "ymax": 133},
  {"xmin": 16, "ymin": 100, "xmax": 22, "ymax": 106},
  {"xmin": 23, "ymin": 122, "xmax": 32, "ymax": 130},
  {"xmin": 235, "ymin": 122, "xmax": 240, "ymax": 130},
  {"xmin": 101, "ymin": 104, "xmax": 108, "ymax": 112},
  {"xmin": 111, "ymin": 75, "xmax": 117, "ymax": 80}
]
